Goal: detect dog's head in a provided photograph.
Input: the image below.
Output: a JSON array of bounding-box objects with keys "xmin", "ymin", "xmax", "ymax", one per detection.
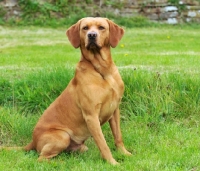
[{"xmin": 66, "ymin": 17, "xmax": 124, "ymax": 50}]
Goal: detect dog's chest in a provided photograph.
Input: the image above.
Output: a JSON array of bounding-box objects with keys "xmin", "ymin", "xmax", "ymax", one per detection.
[
  {"xmin": 99, "ymin": 75, "xmax": 124, "ymax": 123},
  {"xmin": 105, "ymin": 74, "xmax": 124, "ymax": 99}
]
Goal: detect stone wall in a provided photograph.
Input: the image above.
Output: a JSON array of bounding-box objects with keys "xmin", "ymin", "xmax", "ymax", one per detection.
[
  {"xmin": 119, "ymin": 0, "xmax": 200, "ymax": 24},
  {"xmin": 1, "ymin": 0, "xmax": 200, "ymax": 24}
]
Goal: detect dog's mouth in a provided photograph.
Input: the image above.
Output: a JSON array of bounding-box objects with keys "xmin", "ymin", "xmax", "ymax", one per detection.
[{"xmin": 86, "ymin": 41, "xmax": 100, "ymax": 51}]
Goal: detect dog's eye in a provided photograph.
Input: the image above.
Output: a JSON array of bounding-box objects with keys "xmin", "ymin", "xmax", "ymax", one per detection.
[
  {"xmin": 83, "ymin": 26, "xmax": 88, "ymax": 30},
  {"xmin": 99, "ymin": 26, "xmax": 105, "ymax": 30}
]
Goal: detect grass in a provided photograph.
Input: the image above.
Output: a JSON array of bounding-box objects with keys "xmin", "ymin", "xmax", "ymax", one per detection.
[{"xmin": 0, "ymin": 25, "xmax": 200, "ymax": 170}]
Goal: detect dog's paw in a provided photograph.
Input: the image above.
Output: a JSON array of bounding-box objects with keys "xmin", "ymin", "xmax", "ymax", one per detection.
[
  {"xmin": 118, "ymin": 146, "xmax": 132, "ymax": 156},
  {"xmin": 79, "ymin": 144, "xmax": 88, "ymax": 152},
  {"xmin": 124, "ymin": 150, "xmax": 132, "ymax": 156},
  {"xmin": 109, "ymin": 158, "xmax": 119, "ymax": 165}
]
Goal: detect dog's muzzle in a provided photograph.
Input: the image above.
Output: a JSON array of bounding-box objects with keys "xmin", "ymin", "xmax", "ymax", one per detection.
[{"xmin": 86, "ymin": 31, "xmax": 100, "ymax": 50}]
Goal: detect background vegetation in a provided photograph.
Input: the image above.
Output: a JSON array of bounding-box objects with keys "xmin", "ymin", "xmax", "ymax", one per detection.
[{"xmin": 2, "ymin": 0, "xmax": 200, "ymax": 27}]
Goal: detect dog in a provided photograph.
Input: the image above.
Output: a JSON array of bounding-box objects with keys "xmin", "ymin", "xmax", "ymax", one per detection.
[{"xmin": 24, "ymin": 17, "xmax": 131, "ymax": 165}]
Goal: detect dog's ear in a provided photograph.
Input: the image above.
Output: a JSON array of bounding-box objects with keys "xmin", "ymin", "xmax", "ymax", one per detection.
[
  {"xmin": 66, "ymin": 20, "xmax": 81, "ymax": 48},
  {"xmin": 107, "ymin": 19, "xmax": 124, "ymax": 48}
]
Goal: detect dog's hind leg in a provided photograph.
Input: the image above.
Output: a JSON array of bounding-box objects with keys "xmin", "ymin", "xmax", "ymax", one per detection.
[
  {"xmin": 37, "ymin": 130, "xmax": 71, "ymax": 161},
  {"xmin": 24, "ymin": 141, "xmax": 34, "ymax": 151}
]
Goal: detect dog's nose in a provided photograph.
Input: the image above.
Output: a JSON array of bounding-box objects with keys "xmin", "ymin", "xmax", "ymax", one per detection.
[{"xmin": 88, "ymin": 32, "xmax": 97, "ymax": 39}]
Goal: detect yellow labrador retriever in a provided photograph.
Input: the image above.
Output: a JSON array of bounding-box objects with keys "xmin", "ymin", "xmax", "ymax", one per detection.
[{"xmin": 24, "ymin": 17, "xmax": 131, "ymax": 165}]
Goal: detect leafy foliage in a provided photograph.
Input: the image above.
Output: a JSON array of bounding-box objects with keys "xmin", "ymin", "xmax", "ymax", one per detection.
[
  {"xmin": 2, "ymin": 0, "xmax": 88, "ymax": 26},
  {"xmin": 0, "ymin": 0, "xmax": 167, "ymax": 27},
  {"xmin": 168, "ymin": 0, "xmax": 186, "ymax": 11}
]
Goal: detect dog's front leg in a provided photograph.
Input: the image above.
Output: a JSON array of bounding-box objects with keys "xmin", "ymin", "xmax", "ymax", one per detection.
[
  {"xmin": 109, "ymin": 108, "xmax": 132, "ymax": 156},
  {"xmin": 84, "ymin": 114, "xmax": 118, "ymax": 165}
]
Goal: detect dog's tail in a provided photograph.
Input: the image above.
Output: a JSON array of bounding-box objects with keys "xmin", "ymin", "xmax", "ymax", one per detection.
[
  {"xmin": 0, "ymin": 141, "xmax": 34, "ymax": 151},
  {"xmin": 0, "ymin": 146, "xmax": 23, "ymax": 150}
]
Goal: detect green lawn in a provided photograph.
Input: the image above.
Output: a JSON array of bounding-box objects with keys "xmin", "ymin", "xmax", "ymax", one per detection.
[{"xmin": 0, "ymin": 25, "xmax": 200, "ymax": 171}]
